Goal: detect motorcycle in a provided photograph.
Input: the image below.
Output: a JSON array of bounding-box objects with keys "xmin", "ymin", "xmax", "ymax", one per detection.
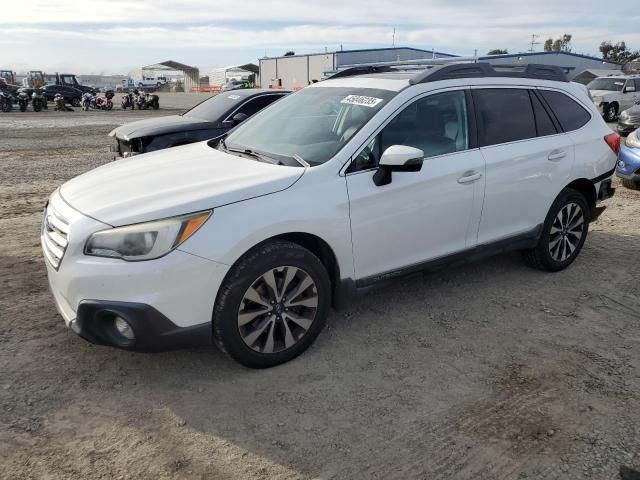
[
  {"xmin": 16, "ymin": 88, "xmax": 30, "ymax": 112},
  {"xmin": 54, "ymin": 93, "xmax": 73, "ymax": 111},
  {"xmin": 134, "ymin": 89, "xmax": 147, "ymax": 109},
  {"xmin": 93, "ymin": 93, "xmax": 114, "ymax": 111},
  {"xmin": 144, "ymin": 91, "xmax": 160, "ymax": 110},
  {"xmin": 0, "ymin": 88, "xmax": 12, "ymax": 112},
  {"xmin": 32, "ymin": 88, "xmax": 46, "ymax": 112},
  {"xmin": 121, "ymin": 91, "xmax": 134, "ymax": 110},
  {"xmin": 81, "ymin": 92, "xmax": 93, "ymax": 111}
]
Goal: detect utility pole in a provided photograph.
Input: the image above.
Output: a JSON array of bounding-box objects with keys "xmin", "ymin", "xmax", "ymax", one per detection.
[
  {"xmin": 392, "ymin": 27, "xmax": 396, "ymax": 48},
  {"xmin": 529, "ymin": 34, "xmax": 540, "ymax": 53}
]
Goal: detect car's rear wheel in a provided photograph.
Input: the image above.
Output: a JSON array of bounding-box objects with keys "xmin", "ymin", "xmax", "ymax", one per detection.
[
  {"xmin": 621, "ymin": 178, "xmax": 640, "ymax": 190},
  {"xmin": 523, "ymin": 189, "xmax": 589, "ymax": 272},
  {"xmin": 71, "ymin": 97, "xmax": 81, "ymax": 107},
  {"xmin": 213, "ymin": 240, "xmax": 331, "ymax": 368}
]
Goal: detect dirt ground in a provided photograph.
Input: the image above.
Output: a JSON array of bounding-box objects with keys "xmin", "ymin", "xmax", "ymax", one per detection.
[{"xmin": 1, "ymin": 104, "xmax": 639, "ymax": 480}]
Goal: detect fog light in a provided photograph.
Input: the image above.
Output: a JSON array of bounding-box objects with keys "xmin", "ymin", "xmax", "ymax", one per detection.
[
  {"xmin": 618, "ymin": 160, "xmax": 625, "ymax": 168},
  {"xmin": 114, "ymin": 316, "xmax": 135, "ymax": 340}
]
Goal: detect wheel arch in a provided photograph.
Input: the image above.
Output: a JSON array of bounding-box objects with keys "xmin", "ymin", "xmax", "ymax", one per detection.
[
  {"xmin": 221, "ymin": 232, "xmax": 354, "ymax": 310},
  {"xmin": 563, "ymin": 178, "xmax": 597, "ymax": 218}
]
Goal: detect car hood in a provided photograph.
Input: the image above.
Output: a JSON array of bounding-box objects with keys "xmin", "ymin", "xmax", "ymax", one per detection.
[
  {"xmin": 59, "ymin": 141, "xmax": 305, "ymax": 226},
  {"xmin": 109, "ymin": 115, "xmax": 217, "ymax": 141},
  {"xmin": 589, "ymin": 90, "xmax": 618, "ymax": 100}
]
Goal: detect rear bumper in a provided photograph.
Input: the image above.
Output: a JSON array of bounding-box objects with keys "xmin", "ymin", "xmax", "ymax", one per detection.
[{"xmin": 72, "ymin": 300, "xmax": 212, "ymax": 351}]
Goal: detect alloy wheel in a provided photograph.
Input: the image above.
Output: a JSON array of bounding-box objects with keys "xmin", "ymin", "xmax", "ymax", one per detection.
[
  {"xmin": 237, "ymin": 266, "xmax": 319, "ymax": 354},
  {"xmin": 548, "ymin": 202, "xmax": 585, "ymax": 262}
]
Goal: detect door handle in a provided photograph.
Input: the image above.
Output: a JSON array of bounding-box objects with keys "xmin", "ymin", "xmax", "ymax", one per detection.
[
  {"xmin": 548, "ymin": 150, "xmax": 567, "ymax": 161},
  {"xmin": 457, "ymin": 171, "xmax": 482, "ymax": 184}
]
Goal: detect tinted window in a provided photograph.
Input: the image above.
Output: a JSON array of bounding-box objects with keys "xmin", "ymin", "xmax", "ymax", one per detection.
[
  {"xmin": 530, "ymin": 92, "xmax": 558, "ymax": 137},
  {"xmin": 635, "ymin": 79, "xmax": 640, "ymax": 90},
  {"xmin": 539, "ymin": 90, "xmax": 591, "ymax": 132},
  {"xmin": 474, "ymin": 89, "xmax": 536, "ymax": 146},
  {"xmin": 185, "ymin": 93, "xmax": 259, "ymax": 122},
  {"xmin": 349, "ymin": 90, "xmax": 469, "ymax": 172},
  {"xmin": 235, "ymin": 95, "xmax": 282, "ymax": 117}
]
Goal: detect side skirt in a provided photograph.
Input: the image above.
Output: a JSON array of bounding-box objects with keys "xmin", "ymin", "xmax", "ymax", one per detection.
[{"xmin": 354, "ymin": 224, "xmax": 543, "ymax": 289}]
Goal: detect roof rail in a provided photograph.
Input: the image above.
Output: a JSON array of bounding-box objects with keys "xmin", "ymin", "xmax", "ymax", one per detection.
[
  {"xmin": 327, "ymin": 60, "xmax": 569, "ymax": 84},
  {"xmin": 328, "ymin": 65, "xmax": 396, "ymax": 80},
  {"xmin": 411, "ymin": 62, "xmax": 569, "ymax": 84}
]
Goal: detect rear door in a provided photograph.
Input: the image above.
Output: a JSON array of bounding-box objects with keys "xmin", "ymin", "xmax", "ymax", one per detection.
[{"xmin": 473, "ymin": 87, "xmax": 575, "ymax": 245}]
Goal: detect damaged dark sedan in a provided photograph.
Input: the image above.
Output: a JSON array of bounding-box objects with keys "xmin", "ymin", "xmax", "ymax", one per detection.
[
  {"xmin": 109, "ymin": 89, "xmax": 290, "ymax": 158},
  {"xmin": 617, "ymin": 102, "xmax": 640, "ymax": 136}
]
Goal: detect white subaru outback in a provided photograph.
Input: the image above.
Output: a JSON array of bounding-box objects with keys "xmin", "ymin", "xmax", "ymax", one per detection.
[{"xmin": 42, "ymin": 62, "xmax": 618, "ymax": 368}]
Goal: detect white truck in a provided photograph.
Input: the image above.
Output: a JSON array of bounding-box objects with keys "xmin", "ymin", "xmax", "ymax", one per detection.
[
  {"xmin": 587, "ymin": 75, "xmax": 640, "ymax": 122},
  {"xmin": 136, "ymin": 76, "xmax": 168, "ymax": 88}
]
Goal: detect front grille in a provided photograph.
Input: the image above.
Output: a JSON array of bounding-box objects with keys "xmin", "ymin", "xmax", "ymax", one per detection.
[{"xmin": 42, "ymin": 206, "xmax": 70, "ymax": 269}]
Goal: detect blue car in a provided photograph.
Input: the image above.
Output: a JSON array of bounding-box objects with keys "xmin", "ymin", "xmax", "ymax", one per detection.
[{"xmin": 617, "ymin": 129, "xmax": 640, "ymax": 189}]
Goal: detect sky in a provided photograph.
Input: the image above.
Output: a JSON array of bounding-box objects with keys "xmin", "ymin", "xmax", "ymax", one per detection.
[{"xmin": 2, "ymin": 0, "xmax": 640, "ymax": 75}]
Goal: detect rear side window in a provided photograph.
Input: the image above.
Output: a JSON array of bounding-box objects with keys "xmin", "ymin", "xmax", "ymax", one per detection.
[
  {"xmin": 473, "ymin": 89, "xmax": 536, "ymax": 146},
  {"xmin": 530, "ymin": 92, "xmax": 558, "ymax": 137},
  {"xmin": 539, "ymin": 90, "xmax": 591, "ymax": 132}
]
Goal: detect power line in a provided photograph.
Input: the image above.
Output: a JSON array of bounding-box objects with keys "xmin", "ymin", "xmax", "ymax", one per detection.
[{"xmin": 529, "ymin": 34, "xmax": 541, "ymax": 53}]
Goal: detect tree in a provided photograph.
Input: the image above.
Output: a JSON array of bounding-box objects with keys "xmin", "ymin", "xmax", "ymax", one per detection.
[
  {"xmin": 283, "ymin": 51, "xmax": 295, "ymax": 56},
  {"xmin": 487, "ymin": 49, "xmax": 508, "ymax": 55},
  {"xmin": 544, "ymin": 34, "xmax": 573, "ymax": 52},
  {"xmin": 600, "ymin": 41, "xmax": 640, "ymax": 63}
]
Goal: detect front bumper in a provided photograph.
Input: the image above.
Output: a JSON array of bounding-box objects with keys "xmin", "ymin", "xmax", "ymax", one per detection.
[
  {"xmin": 617, "ymin": 122, "xmax": 638, "ymax": 135},
  {"xmin": 72, "ymin": 300, "xmax": 212, "ymax": 351},
  {"xmin": 43, "ymin": 190, "xmax": 230, "ymax": 351},
  {"xmin": 616, "ymin": 144, "xmax": 640, "ymax": 181}
]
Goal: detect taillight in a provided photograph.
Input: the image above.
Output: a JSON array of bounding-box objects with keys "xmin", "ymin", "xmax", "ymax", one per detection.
[{"xmin": 605, "ymin": 132, "xmax": 621, "ymax": 155}]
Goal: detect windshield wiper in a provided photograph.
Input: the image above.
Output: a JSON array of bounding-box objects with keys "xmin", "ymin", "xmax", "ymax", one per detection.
[
  {"xmin": 291, "ymin": 154, "xmax": 310, "ymax": 168},
  {"xmin": 225, "ymin": 144, "xmax": 279, "ymax": 165}
]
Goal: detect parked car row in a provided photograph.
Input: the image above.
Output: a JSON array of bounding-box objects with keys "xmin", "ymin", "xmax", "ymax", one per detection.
[{"xmin": 42, "ymin": 62, "xmax": 618, "ymax": 368}]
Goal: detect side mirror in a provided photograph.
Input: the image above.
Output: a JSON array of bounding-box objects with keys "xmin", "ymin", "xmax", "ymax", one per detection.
[
  {"xmin": 373, "ymin": 145, "xmax": 424, "ymax": 186},
  {"xmin": 232, "ymin": 112, "xmax": 248, "ymax": 125}
]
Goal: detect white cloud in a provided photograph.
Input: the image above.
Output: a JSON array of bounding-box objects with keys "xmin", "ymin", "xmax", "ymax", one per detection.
[{"xmin": 3, "ymin": 0, "xmax": 640, "ymax": 72}]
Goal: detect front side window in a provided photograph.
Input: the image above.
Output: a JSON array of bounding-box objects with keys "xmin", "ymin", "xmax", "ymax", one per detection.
[
  {"xmin": 539, "ymin": 90, "xmax": 591, "ymax": 132},
  {"xmin": 223, "ymin": 87, "xmax": 396, "ymax": 165},
  {"xmin": 474, "ymin": 88, "xmax": 536, "ymax": 146},
  {"xmin": 234, "ymin": 95, "xmax": 283, "ymax": 118},
  {"xmin": 349, "ymin": 90, "xmax": 470, "ymax": 172}
]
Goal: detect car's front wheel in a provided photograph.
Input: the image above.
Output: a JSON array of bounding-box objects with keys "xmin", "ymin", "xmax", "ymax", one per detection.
[
  {"xmin": 604, "ymin": 103, "xmax": 617, "ymax": 122},
  {"xmin": 71, "ymin": 97, "xmax": 81, "ymax": 107},
  {"xmin": 523, "ymin": 189, "xmax": 589, "ymax": 271},
  {"xmin": 213, "ymin": 240, "xmax": 331, "ymax": 368}
]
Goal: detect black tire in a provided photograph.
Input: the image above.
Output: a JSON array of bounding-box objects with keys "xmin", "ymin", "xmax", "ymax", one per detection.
[
  {"xmin": 213, "ymin": 240, "xmax": 331, "ymax": 368},
  {"xmin": 621, "ymin": 178, "xmax": 640, "ymax": 190},
  {"xmin": 1, "ymin": 101, "xmax": 10, "ymax": 113},
  {"xmin": 522, "ymin": 189, "xmax": 590, "ymax": 272},
  {"xmin": 19, "ymin": 103, "xmax": 27, "ymax": 112},
  {"xmin": 33, "ymin": 101, "xmax": 42, "ymax": 112},
  {"xmin": 604, "ymin": 103, "xmax": 617, "ymax": 122},
  {"xmin": 71, "ymin": 97, "xmax": 81, "ymax": 107},
  {"xmin": 152, "ymin": 101, "xmax": 159, "ymax": 110}
]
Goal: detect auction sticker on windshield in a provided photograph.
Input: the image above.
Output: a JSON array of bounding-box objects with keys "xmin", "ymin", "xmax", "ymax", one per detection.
[{"xmin": 341, "ymin": 95, "xmax": 383, "ymax": 108}]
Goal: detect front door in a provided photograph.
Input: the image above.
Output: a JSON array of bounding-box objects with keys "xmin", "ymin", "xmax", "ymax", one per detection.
[{"xmin": 346, "ymin": 89, "xmax": 486, "ymax": 282}]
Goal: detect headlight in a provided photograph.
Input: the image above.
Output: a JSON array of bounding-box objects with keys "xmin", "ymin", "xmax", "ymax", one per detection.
[
  {"xmin": 84, "ymin": 211, "xmax": 211, "ymax": 261},
  {"xmin": 626, "ymin": 130, "xmax": 640, "ymax": 149}
]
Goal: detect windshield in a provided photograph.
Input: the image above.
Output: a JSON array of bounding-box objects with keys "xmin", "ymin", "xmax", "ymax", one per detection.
[
  {"xmin": 223, "ymin": 86, "xmax": 396, "ymax": 165},
  {"xmin": 588, "ymin": 78, "xmax": 626, "ymax": 92},
  {"xmin": 183, "ymin": 93, "xmax": 246, "ymax": 121}
]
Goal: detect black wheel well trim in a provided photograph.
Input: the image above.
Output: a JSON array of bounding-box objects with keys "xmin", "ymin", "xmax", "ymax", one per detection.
[
  {"xmin": 218, "ymin": 233, "xmax": 355, "ymax": 311},
  {"xmin": 563, "ymin": 178, "xmax": 598, "ymax": 218}
]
